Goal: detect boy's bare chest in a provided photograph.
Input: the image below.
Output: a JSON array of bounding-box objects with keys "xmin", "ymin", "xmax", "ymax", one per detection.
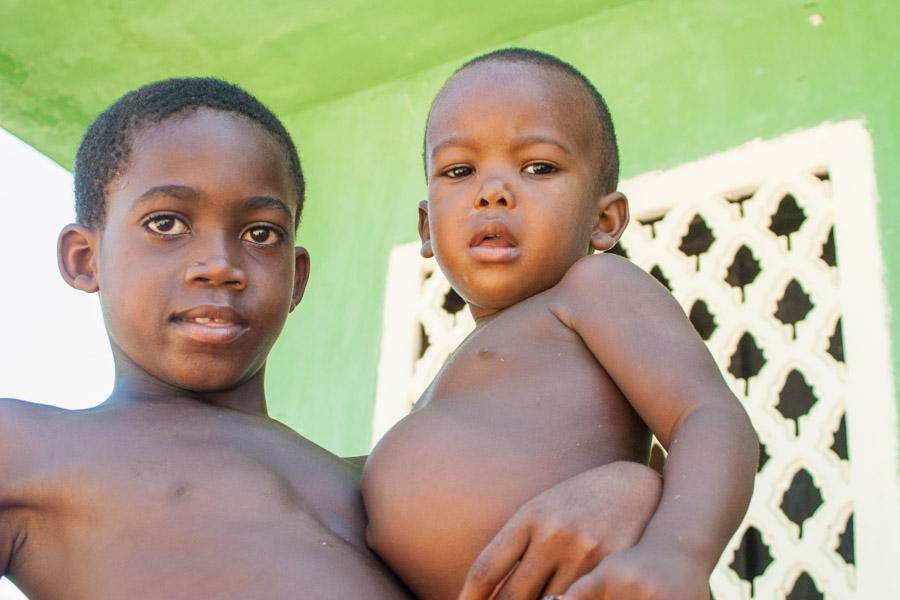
[
  {"xmin": 10, "ymin": 413, "xmax": 382, "ymax": 599},
  {"xmin": 40, "ymin": 418, "xmax": 361, "ymax": 537}
]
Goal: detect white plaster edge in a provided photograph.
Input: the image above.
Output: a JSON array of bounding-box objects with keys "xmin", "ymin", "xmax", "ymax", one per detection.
[
  {"xmin": 371, "ymin": 242, "xmax": 422, "ymax": 448},
  {"xmin": 826, "ymin": 122, "xmax": 900, "ymax": 598}
]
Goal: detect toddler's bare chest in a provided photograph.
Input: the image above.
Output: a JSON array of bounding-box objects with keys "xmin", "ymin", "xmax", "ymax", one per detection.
[{"xmin": 420, "ymin": 308, "xmax": 614, "ymax": 412}]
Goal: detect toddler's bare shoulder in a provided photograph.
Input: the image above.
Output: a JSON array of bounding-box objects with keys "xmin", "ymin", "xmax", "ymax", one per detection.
[
  {"xmin": 547, "ymin": 254, "xmax": 685, "ymax": 332},
  {"xmin": 555, "ymin": 253, "xmax": 665, "ymax": 299}
]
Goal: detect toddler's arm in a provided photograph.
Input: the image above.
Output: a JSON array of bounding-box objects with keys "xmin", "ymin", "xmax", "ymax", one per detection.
[{"xmin": 551, "ymin": 255, "xmax": 758, "ymax": 599}]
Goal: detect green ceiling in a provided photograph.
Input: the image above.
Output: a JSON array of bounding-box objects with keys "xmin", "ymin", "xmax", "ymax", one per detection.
[{"xmin": 0, "ymin": 0, "xmax": 637, "ymax": 167}]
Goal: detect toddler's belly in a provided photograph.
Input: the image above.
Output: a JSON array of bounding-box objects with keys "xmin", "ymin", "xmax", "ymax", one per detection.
[{"xmin": 363, "ymin": 397, "xmax": 646, "ymax": 600}]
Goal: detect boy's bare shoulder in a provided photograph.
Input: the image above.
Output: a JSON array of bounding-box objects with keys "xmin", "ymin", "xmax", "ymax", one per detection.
[
  {"xmin": 0, "ymin": 398, "xmax": 76, "ymax": 480},
  {"xmin": 0, "ymin": 396, "xmax": 68, "ymax": 437}
]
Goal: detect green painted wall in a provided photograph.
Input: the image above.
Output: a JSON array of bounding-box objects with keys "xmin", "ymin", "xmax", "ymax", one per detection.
[{"xmin": 266, "ymin": 0, "xmax": 900, "ymax": 456}]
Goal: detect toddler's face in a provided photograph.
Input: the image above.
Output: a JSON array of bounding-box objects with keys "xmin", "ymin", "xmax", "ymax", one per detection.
[{"xmin": 423, "ymin": 62, "xmax": 605, "ymax": 318}]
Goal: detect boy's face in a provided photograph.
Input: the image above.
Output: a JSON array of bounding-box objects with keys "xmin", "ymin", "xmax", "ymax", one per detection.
[
  {"xmin": 81, "ymin": 109, "xmax": 307, "ymax": 392},
  {"xmin": 422, "ymin": 61, "xmax": 620, "ymax": 318}
]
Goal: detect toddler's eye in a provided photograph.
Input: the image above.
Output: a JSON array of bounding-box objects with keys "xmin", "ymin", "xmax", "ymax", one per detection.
[
  {"xmin": 242, "ymin": 226, "xmax": 283, "ymax": 246},
  {"xmin": 145, "ymin": 215, "xmax": 189, "ymax": 236},
  {"xmin": 442, "ymin": 165, "xmax": 473, "ymax": 179},
  {"xmin": 523, "ymin": 162, "xmax": 557, "ymax": 175}
]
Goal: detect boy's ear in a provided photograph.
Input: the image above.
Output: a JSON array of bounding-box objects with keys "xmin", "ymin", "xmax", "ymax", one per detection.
[
  {"xmin": 58, "ymin": 224, "xmax": 100, "ymax": 293},
  {"xmin": 289, "ymin": 246, "xmax": 311, "ymax": 312},
  {"xmin": 590, "ymin": 192, "xmax": 630, "ymax": 252},
  {"xmin": 418, "ymin": 200, "xmax": 434, "ymax": 259}
]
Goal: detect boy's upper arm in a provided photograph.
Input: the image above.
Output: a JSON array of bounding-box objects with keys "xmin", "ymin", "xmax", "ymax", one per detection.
[
  {"xmin": 0, "ymin": 398, "xmax": 38, "ymax": 575},
  {"xmin": 551, "ymin": 255, "xmax": 738, "ymax": 447}
]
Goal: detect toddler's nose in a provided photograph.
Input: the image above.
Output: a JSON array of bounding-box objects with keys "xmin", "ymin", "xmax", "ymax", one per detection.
[{"xmin": 475, "ymin": 177, "xmax": 515, "ymax": 209}]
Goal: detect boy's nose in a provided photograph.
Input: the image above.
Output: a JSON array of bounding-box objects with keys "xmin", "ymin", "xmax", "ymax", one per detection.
[
  {"xmin": 185, "ymin": 253, "xmax": 247, "ymax": 290},
  {"xmin": 475, "ymin": 177, "xmax": 515, "ymax": 209}
]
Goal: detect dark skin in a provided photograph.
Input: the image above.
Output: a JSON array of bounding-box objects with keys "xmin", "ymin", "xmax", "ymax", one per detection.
[
  {"xmin": 0, "ymin": 107, "xmax": 662, "ymax": 599},
  {"xmin": 363, "ymin": 62, "xmax": 759, "ymax": 600},
  {"xmin": 0, "ymin": 110, "xmax": 408, "ymax": 599}
]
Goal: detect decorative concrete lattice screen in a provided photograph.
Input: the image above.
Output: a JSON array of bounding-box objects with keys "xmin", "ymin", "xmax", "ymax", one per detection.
[{"xmin": 372, "ymin": 122, "xmax": 900, "ymax": 599}]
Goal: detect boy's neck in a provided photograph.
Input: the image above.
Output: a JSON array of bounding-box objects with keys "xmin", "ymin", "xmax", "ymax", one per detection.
[{"xmin": 104, "ymin": 346, "xmax": 270, "ymax": 416}]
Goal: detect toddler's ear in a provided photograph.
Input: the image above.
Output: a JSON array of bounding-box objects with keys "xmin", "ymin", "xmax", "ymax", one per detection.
[
  {"xmin": 289, "ymin": 246, "xmax": 311, "ymax": 312},
  {"xmin": 590, "ymin": 192, "xmax": 630, "ymax": 252},
  {"xmin": 418, "ymin": 200, "xmax": 434, "ymax": 258},
  {"xmin": 58, "ymin": 224, "xmax": 100, "ymax": 293}
]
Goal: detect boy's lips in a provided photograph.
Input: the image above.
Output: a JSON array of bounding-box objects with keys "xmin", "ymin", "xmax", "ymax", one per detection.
[
  {"xmin": 170, "ymin": 305, "xmax": 249, "ymax": 344},
  {"xmin": 469, "ymin": 223, "xmax": 520, "ymax": 262}
]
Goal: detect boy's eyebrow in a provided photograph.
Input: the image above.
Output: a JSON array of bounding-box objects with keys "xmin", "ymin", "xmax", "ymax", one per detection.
[
  {"xmin": 134, "ymin": 184, "xmax": 202, "ymax": 204},
  {"xmin": 243, "ymin": 195, "xmax": 294, "ymax": 220},
  {"xmin": 132, "ymin": 185, "xmax": 293, "ymax": 220}
]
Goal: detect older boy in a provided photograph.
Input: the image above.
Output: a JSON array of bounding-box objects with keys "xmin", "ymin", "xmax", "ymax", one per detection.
[
  {"xmin": 0, "ymin": 77, "xmax": 413, "ymax": 599},
  {"xmin": 0, "ymin": 77, "xmax": 659, "ymax": 599},
  {"xmin": 363, "ymin": 49, "xmax": 759, "ymax": 600}
]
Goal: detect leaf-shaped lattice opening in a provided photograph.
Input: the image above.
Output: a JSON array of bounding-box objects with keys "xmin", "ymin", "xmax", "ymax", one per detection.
[
  {"xmin": 725, "ymin": 245, "xmax": 761, "ymax": 302},
  {"xmin": 638, "ymin": 214, "xmax": 665, "ymax": 239},
  {"xmin": 827, "ymin": 318, "xmax": 845, "ymax": 363},
  {"xmin": 649, "ymin": 265, "xmax": 672, "ymax": 291},
  {"xmin": 418, "ymin": 323, "xmax": 430, "ymax": 359},
  {"xmin": 442, "ymin": 288, "xmax": 466, "ymax": 314},
  {"xmin": 830, "ymin": 413, "xmax": 849, "ymax": 461},
  {"xmin": 724, "ymin": 187, "xmax": 756, "ymax": 217},
  {"xmin": 774, "ymin": 279, "xmax": 813, "ymax": 339},
  {"xmin": 770, "ymin": 194, "xmax": 807, "ymax": 250},
  {"xmin": 758, "ymin": 441, "xmax": 770, "ymax": 473},
  {"xmin": 837, "ymin": 513, "xmax": 855, "ymax": 565},
  {"xmin": 679, "ymin": 214, "xmax": 715, "ymax": 271},
  {"xmin": 786, "ymin": 572, "xmax": 823, "ymax": 600},
  {"xmin": 606, "ymin": 242, "xmax": 628, "ymax": 258},
  {"xmin": 729, "ymin": 526, "xmax": 773, "ymax": 595},
  {"xmin": 689, "ymin": 300, "xmax": 717, "ymax": 341},
  {"xmin": 781, "ymin": 468, "xmax": 823, "ymax": 535},
  {"xmin": 728, "ymin": 332, "xmax": 766, "ymax": 395},
  {"xmin": 777, "ymin": 370, "xmax": 818, "ymax": 435},
  {"xmin": 820, "ymin": 226, "xmax": 837, "ymax": 267}
]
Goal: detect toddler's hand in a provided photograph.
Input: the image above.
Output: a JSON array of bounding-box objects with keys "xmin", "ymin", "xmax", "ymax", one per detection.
[
  {"xmin": 561, "ymin": 544, "xmax": 711, "ymax": 600},
  {"xmin": 457, "ymin": 461, "xmax": 661, "ymax": 600}
]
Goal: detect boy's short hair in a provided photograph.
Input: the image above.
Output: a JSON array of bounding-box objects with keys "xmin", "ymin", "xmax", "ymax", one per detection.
[
  {"xmin": 426, "ymin": 48, "xmax": 620, "ymax": 194},
  {"xmin": 74, "ymin": 77, "xmax": 305, "ymax": 229}
]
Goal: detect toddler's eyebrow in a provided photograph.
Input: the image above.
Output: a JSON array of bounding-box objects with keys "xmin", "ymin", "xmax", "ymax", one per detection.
[
  {"xmin": 429, "ymin": 136, "xmax": 477, "ymax": 160},
  {"xmin": 509, "ymin": 135, "xmax": 574, "ymax": 156},
  {"xmin": 429, "ymin": 135, "xmax": 574, "ymax": 159}
]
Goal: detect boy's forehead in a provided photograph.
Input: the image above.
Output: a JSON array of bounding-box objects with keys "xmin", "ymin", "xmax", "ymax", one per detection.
[
  {"xmin": 115, "ymin": 110, "xmax": 298, "ymax": 214},
  {"xmin": 427, "ymin": 61, "xmax": 599, "ymax": 151},
  {"xmin": 108, "ymin": 110, "xmax": 298, "ymax": 219}
]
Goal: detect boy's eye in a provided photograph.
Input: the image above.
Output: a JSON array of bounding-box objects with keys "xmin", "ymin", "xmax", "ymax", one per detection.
[
  {"xmin": 242, "ymin": 226, "xmax": 283, "ymax": 246},
  {"xmin": 145, "ymin": 215, "xmax": 189, "ymax": 236},
  {"xmin": 523, "ymin": 162, "xmax": 557, "ymax": 175},
  {"xmin": 442, "ymin": 165, "xmax": 474, "ymax": 179}
]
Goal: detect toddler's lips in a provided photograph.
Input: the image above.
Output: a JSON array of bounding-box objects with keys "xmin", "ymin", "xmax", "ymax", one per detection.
[
  {"xmin": 171, "ymin": 305, "xmax": 249, "ymax": 344},
  {"xmin": 470, "ymin": 225, "xmax": 519, "ymax": 263}
]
